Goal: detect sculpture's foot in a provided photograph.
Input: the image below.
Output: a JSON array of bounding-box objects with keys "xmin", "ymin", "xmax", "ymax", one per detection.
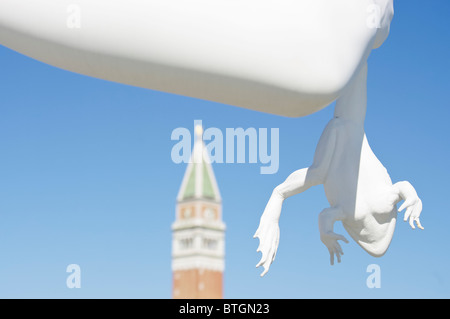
[
  {"xmin": 393, "ymin": 181, "xmax": 424, "ymax": 230},
  {"xmin": 320, "ymin": 231, "xmax": 349, "ymax": 265},
  {"xmin": 254, "ymin": 190, "xmax": 284, "ymax": 277},
  {"xmin": 318, "ymin": 207, "xmax": 348, "ymax": 265}
]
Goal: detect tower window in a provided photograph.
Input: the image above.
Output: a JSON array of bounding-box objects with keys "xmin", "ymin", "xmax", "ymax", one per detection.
[
  {"xmin": 180, "ymin": 237, "xmax": 194, "ymax": 249},
  {"xmin": 202, "ymin": 238, "xmax": 218, "ymax": 250},
  {"xmin": 183, "ymin": 208, "xmax": 193, "ymax": 219},
  {"xmin": 204, "ymin": 208, "xmax": 216, "ymax": 220}
]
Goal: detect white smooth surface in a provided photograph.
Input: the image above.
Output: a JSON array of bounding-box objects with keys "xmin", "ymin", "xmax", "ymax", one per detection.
[{"xmin": 0, "ymin": 0, "xmax": 386, "ymax": 117}]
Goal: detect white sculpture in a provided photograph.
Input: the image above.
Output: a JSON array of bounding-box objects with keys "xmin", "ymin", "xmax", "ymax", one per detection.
[
  {"xmin": 254, "ymin": 61, "xmax": 423, "ymax": 276},
  {"xmin": 0, "ymin": 0, "xmax": 422, "ymax": 277},
  {"xmin": 253, "ymin": 1, "xmax": 424, "ymax": 276}
]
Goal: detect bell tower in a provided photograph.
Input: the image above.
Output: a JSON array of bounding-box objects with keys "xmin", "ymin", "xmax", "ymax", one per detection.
[{"xmin": 172, "ymin": 125, "xmax": 225, "ymax": 299}]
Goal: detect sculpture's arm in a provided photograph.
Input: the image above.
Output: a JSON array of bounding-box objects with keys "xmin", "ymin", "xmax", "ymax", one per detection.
[{"xmin": 254, "ymin": 119, "xmax": 339, "ymax": 276}]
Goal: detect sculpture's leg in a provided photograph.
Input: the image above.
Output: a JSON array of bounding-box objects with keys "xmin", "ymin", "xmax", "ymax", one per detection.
[
  {"xmin": 318, "ymin": 207, "xmax": 349, "ymax": 265},
  {"xmin": 391, "ymin": 181, "xmax": 424, "ymax": 229}
]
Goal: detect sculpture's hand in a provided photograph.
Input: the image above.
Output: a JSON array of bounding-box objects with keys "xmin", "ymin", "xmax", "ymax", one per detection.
[
  {"xmin": 254, "ymin": 216, "xmax": 280, "ymax": 277},
  {"xmin": 398, "ymin": 196, "xmax": 424, "ymax": 230},
  {"xmin": 320, "ymin": 231, "xmax": 349, "ymax": 266}
]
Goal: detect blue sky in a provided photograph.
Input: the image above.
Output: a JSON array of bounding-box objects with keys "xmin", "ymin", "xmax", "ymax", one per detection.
[{"xmin": 0, "ymin": 1, "xmax": 449, "ymax": 298}]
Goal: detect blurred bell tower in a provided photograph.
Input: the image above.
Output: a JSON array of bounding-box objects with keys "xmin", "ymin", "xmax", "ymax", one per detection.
[{"xmin": 172, "ymin": 124, "xmax": 225, "ymax": 299}]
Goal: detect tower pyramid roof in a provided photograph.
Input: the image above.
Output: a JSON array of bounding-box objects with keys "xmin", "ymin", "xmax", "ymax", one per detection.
[{"xmin": 177, "ymin": 125, "xmax": 221, "ymax": 202}]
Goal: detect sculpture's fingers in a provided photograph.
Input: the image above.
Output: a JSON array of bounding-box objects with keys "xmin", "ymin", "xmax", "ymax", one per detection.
[
  {"xmin": 255, "ymin": 223, "xmax": 279, "ymax": 276},
  {"xmin": 416, "ymin": 218, "xmax": 424, "ymax": 230},
  {"xmin": 333, "ymin": 242, "xmax": 343, "ymax": 263},
  {"xmin": 409, "ymin": 215, "xmax": 416, "ymax": 229},
  {"xmin": 256, "ymin": 239, "xmax": 273, "ymax": 268},
  {"xmin": 255, "ymin": 240, "xmax": 265, "ymax": 267},
  {"xmin": 255, "ymin": 236, "xmax": 262, "ymax": 253},
  {"xmin": 271, "ymin": 234, "xmax": 279, "ymax": 263},
  {"xmin": 404, "ymin": 206, "xmax": 413, "ymax": 222},
  {"xmin": 417, "ymin": 199, "xmax": 423, "ymax": 213},
  {"xmin": 335, "ymin": 233, "xmax": 349, "ymax": 244},
  {"xmin": 335, "ymin": 242, "xmax": 344, "ymax": 256},
  {"xmin": 412, "ymin": 199, "xmax": 423, "ymax": 219},
  {"xmin": 259, "ymin": 246, "xmax": 274, "ymax": 277},
  {"xmin": 329, "ymin": 248, "xmax": 334, "ymax": 266},
  {"xmin": 398, "ymin": 200, "xmax": 409, "ymax": 212},
  {"xmin": 255, "ymin": 225, "xmax": 267, "ymax": 252},
  {"xmin": 256, "ymin": 258, "xmax": 264, "ymax": 269},
  {"xmin": 253, "ymin": 225, "xmax": 263, "ymax": 238},
  {"xmin": 336, "ymin": 250, "xmax": 342, "ymax": 263},
  {"xmin": 256, "ymin": 249, "xmax": 268, "ymax": 268},
  {"xmin": 260, "ymin": 264, "xmax": 270, "ymax": 277}
]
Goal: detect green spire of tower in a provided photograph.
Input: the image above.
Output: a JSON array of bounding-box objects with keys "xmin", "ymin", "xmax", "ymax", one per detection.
[{"xmin": 177, "ymin": 125, "xmax": 221, "ymax": 203}]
